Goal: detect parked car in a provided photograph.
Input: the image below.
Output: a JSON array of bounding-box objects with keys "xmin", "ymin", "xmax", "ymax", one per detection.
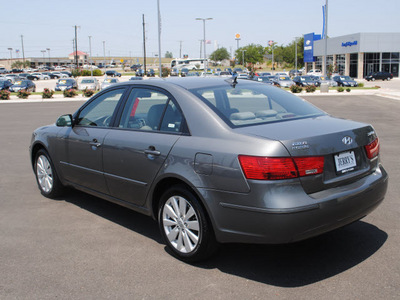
[
  {"xmin": 101, "ymin": 78, "xmax": 119, "ymax": 90},
  {"xmin": 186, "ymin": 72, "xmax": 200, "ymax": 77},
  {"xmin": 0, "ymin": 79, "xmax": 13, "ymax": 90},
  {"xmin": 78, "ymin": 78, "xmax": 100, "ymax": 90},
  {"xmin": 51, "ymin": 72, "xmax": 68, "ymax": 79},
  {"xmin": 254, "ymin": 76, "xmax": 274, "ymax": 85},
  {"xmin": 129, "ymin": 76, "xmax": 143, "ymax": 80},
  {"xmin": 130, "ymin": 64, "xmax": 142, "ymax": 71},
  {"xmin": 17, "ymin": 73, "xmax": 30, "ymax": 80},
  {"xmin": 54, "ymin": 66, "xmax": 65, "ymax": 71},
  {"xmin": 273, "ymin": 76, "xmax": 295, "ymax": 87},
  {"xmin": 55, "ymin": 79, "xmax": 78, "ymax": 91},
  {"xmin": 180, "ymin": 68, "xmax": 189, "ymax": 77},
  {"xmin": 224, "ymin": 68, "xmax": 233, "ymax": 74},
  {"xmin": 30, "ymin": 78, "xmax": 388, "ymax": 262},
  {"xmin": 146, "ymin": 69, "xmax": 155, "ymax": 77},
  {"xmin": 259, "ymin": 72, "xmax": 272, "ymax": 76},
  {"xmin": 365, "ymin": 72, "xmax": 393, "ymax": 81},
  {"xmin": 214, "ymin": 71, "xmax": 231, "ymax": 77},
  {"xmin": 293, "ymin": 75, "xmax": 317, "ymax": 86},
  {"xmin": 274, "ymin": 72, "xmax": 289, "ymax": 77},
  {"xmin": 332, "ymin": 75, "xmax": 358, "ymax": 87},
  {"xmin": 2, "ymin": 74, "xmax": 18, "ymax": 83},
  {"xmin": 42, "ymin": 72, "xmax": 58, "ymax": 79},
  {"xmin": 60, "ymin": 71, "xmax": 72, "ymax": 77},
  {"xmin": 9, "ymin": 80, "xmax": 36, "ymax": 92},
  {"xmin": 313, "ymin": 75, "xmax": 338, "ymax": 87},
  {"xmin": 307, "ymin": 69, "xmax": 322, "ymax": 76},
  {"xmin": 26, "ymin": 74, "xmax": 41, "ymax": 81},
  {"xmin": 0, "ymin": 67, "xmax": 8, "ymax": 74},
  {"xmin": 170, "ymin": 68, "xmax": 179, "ymax": 77},
  {"xmin": 11, "ymin": 68, "xmax": 23, "ymax": 73},
  {"xmin": 136, "ymin": 69, "xmax": 145, "ymax": 77},
  {"xmin": 289, "ymin": 69, "xmax": 302, "ymax": 77},
  {"xmin": 105, "ymin": 70, "xmax": 121, "ymax": 77}
]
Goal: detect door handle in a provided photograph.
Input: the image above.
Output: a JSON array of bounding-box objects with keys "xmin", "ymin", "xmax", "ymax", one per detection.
[
  {"xmin": 145, "ymin": 146, "xmax": 161, "ymax": 157},
  {"xmin": 89, "ymin": 139, "xmax": 102, "ymax": 148}
]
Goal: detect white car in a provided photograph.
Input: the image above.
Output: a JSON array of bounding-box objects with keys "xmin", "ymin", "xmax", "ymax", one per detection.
[
  {"xmin": 52, "ymin": 72, "xmax": 68, "ymax": 79},
  {"xmin": 31, "ymin": 72, "xmax": 50, "ymax": 80},
  {"xmin": 101, "ymin": 78, "xmax": 119, "ymax": 90},
  {"xmin": 307, "ymin": 69, "xmax": 322, "ymax": 76},
  {"xmin": 78, "ymin": 78, "xmax": 100, "ymax": 91},
  {"xmin": 54, "ymin": 66, "xmax": 65, "ymax": 71}
]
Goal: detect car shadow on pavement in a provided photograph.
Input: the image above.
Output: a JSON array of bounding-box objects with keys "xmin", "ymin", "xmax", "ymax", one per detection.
[
  {"xmin": 197, "ymin": 221, "xmax": 387, "ymax": 287},
  {"xmin": 62, "ymin": 189, "xmax": 162, "ymax": 244},
  {"xmin": 61, "ymin": 189, "xmax": 387, "ymax": 287}
]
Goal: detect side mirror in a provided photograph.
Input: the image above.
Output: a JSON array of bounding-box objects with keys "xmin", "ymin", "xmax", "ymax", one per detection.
[{"xmin": 56, "ymin": 114, "xmax": 73, "ymax": 127}]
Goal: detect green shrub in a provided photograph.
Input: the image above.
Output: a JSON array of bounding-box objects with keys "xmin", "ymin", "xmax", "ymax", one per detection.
[
  {"xmin": 357, "ymin": 82, "xmax": 364, "ymax": 87},
  {"xmin": 337, "ymin": 87, "xmax": 344, "ymax": 92},
  {"xmin": 290, "ymin": 85, "xmax": 303, "ymax": 93},
  {"xmin": 63, "ymin": 88, "xmax": 78, "ymax": 98},
  {"xmin": 305, "ymin": 85, "xmax": 317, "ymax": 93},
  {"xmin": 42, "ymin": 88, "xmax": 54, "ymax": 99},
  {"xmin": 17, "ymin": 89, "xmax": 31, "ymax": 99},
  {"xmin": 346, "ymin": 88, "xmax": 351, "ymax": 92},
  {"xmin": 0, "ymin": 90, "xmax": 10, "ymax": 100},
  {"xmin": 162, "ymin": 67, "xmax": 170, "ymax": 77},
  {"xmin": 83, "ymin": 88, "xmax": 95, "ymax": 97},
  {"xmin": 71, "ymin": 68, "xmax": 103, "ymax": 77}
]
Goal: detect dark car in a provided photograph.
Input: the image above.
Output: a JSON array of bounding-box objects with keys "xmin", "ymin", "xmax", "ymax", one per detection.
[
  {"xmin": 129, "ymin": 76, "xmax": 143, "ymax": 80},
  {"xmin": 365, "ymin": 72, "xmax": 393, "ymax": 81},
  {"xmin": 293, "ymin": 75, "xmax": 317, "ymax": 86},
  {"xmin": 105, "ymin": 70, "xmax": 121, "ymax": 77},
  {"xmin": 224, "ymin": 68, "xmax": 233, "ymax": 74},
  {"xmin": 146, "ymin": 69, "xmax": 155, "ymax": 77},
  {"xmin": 130, "ymin": 64, "xmax": 142, "ymax": 71},
  {"xmin": 0, "ymin": 79, "xmax": 13, "ymax": 90},
  {"xmin": 180, "ymin": 68, "xmax": 189, "ymax": 77},
  {"xmin": 61, "ymin": 71, "xmax": 72, "ymax": 77},
  {"xmin": 10, "ymin": 80, "xmax": 36, "ymax": 92},
  {"xmin": 55, "ymin": 79, "xmax": 78, "ymax": 91},
  {"xmin": 42, "ymin": 72, "xmax": 58, "ymax": 79},
  {"xmin": 136, "ymin": 69, "xmax": 145, "ymax": 77},
  {"xmin": 333, "ymin": 75, "xmax": 358, "ymax": 87},
  {"xmin": 11, "ymin": 68, "xmax": 23, "ymax": 73},
  {"xmin": 27, "ymin": 74, "xmax": 41, "ymax": 81},
  {"xmin": 30, "ymin": 78, "xmax": 387, "ymax": 262},
  {"xmin": 289, "ymin": 69, "xmax": 302, "ymax": 77}
]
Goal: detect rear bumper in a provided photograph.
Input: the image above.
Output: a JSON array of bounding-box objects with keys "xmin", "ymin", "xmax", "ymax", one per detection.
[{"xmin": 200, "ymin": 165, "xmax": 388, "ymax": 244}]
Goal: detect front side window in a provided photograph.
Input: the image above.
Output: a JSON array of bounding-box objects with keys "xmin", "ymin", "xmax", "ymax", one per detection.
[
  {"xmin": 118, "ymin": 88, "xmax": 183, "ymax": 133},
  {"xmin": 76, "ymin": 88, "xmax": 125, "ymax": 127}
]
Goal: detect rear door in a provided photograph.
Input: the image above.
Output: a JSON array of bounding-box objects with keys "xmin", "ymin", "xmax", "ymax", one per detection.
[{"xmin": 102, "ymin": 87, "xmax": 184, "ymax": 206}]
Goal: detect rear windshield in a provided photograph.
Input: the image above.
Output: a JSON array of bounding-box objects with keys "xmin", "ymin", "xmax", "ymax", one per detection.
[{"xmin": 189, "ymin": 82, "xmax": 325, "ymax": 127}]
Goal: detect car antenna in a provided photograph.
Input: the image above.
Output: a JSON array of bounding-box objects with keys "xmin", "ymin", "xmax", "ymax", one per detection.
[{"xmin": 225, "ymin": 75, "xmax": 238, "ymax": 88}]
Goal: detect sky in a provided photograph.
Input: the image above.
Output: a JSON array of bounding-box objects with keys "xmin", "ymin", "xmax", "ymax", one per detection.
[{"xmin": 1, "ymin": 0, "xmax": 400, "ymax": 60}]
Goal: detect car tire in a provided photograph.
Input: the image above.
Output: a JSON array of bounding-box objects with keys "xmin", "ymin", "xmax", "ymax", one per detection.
[
  {"xmin": 387, "ymin": 77, "xmax": 391, "ymax": 81},
  {"xmin": 158, "ymin": 184, "xmax": 219, "ymax": 262},
  {"xmin": 34, "ymin": 149, "xmax": 64, "ymax": 199},
  {"xmin": 371, "ymin": 78, "xmax": 375, "ymax": 81}
]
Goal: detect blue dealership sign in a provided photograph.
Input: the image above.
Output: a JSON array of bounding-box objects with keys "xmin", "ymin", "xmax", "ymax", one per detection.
[{"xmin": 304, "ymin": 33, "xmax": 321, "ymax": 63}]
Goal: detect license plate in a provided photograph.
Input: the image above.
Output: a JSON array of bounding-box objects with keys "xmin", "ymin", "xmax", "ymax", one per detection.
[{"xmin": 334, "ymin": 151, "xmax": 356, "ymax": 173}]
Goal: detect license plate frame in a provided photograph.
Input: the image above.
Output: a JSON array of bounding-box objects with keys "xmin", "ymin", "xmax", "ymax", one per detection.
[{"xmin": 334, "ymin": 151, "xmax": 357, "ymax": 174}]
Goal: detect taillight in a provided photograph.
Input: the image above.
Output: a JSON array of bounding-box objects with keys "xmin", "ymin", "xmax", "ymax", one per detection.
[
  {"xmin": 238, "ymin": 155, "xmax": 324, "ymax": 180},
  {"xmin": 365, "ymin": 137, "xmax": 379, "ymax": 159}
]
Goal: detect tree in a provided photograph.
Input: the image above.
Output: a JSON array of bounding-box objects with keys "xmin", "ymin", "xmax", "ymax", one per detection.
[
  {"xmin": 165, "ymin": 51, "xmax": 173, "ymax": 58},
  {"xmin": 234, "ymin": 44, "xmax": 265, "ymax": 70},
  {"xmin": 209, "ymin": 47, "xmax": 230, "ymax": 62},
  {"xmin": 11, "ymin": 60, "xmax": 31, "ymax": 69}
]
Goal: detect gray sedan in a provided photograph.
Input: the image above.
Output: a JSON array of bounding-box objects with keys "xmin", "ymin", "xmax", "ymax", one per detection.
[{"xmin": 30, "ymin": 78, "xmax": 388, "ymax": 262}]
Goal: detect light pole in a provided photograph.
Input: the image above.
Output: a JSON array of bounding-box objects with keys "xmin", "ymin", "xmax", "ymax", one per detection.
[
  {"xmin": 41, "ymin": 50, "xmax": 46, "ymax": 67},
  {"xmin": 195, "ymin": 17, "xmax": 213, "ymax": 70},
  {"xmin": 294, "ymin": 37, "xmax": 298, "ymax": 73},
  {"xmin": 103, "ymin": 41, "xmax": 106, "ymax": 70},
  {"xmin": 46, "ymin": 48, "xmax": 51, "ymax": 66},
  {"xmin": 7, "ymin": 48, "xmax": 13, "ymax": 67},
  {"xmin": 324, "ymin": 0, "xmax": 329, "ymax": 76},
  {"xmin": 88, "ymin": 36, "xmax": 93, "ymax": 77}
]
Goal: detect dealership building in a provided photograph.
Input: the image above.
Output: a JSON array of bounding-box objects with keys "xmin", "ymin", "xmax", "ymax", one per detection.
[{"xmin": 304, "ymin": 32, "xmax": 400, "ymax": 79}]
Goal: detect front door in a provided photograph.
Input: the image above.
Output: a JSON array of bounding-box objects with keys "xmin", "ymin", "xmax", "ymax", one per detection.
[{"xmin": 62, "ymin": 88, "xmax": 126, "ymax": 194}]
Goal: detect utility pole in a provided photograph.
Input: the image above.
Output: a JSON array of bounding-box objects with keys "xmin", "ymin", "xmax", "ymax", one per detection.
[
  {"xmin": 195, "ymin": 17, "xmax": 213, "ymax": 70},
  {"xmin": 46, "ymin": 48, "xmax": 51, "ymax": 66},
  {"xmin": 142, "ymin": 14, "xmax": 147, "ymax": 75},
  {"xmin": 324, "ymin": 0, "xmax": 329, "ymax": 76},
  {"xmin": 103, "ymin": 41, "xmax": 106, "ymax": 70},
  {"xmin": 74, "ymin": 25, "xmax": 79, "ymax": 68},
  {"xmin": 199, "ymin": 40, "xmax": 202, "ymax": 58},
  {"xmin": 20, "ymin": 35, "xmax": 25, "ymax": 64}
]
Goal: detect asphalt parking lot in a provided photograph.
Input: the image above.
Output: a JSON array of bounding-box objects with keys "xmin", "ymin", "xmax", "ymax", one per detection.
[{"xmin": 0, "ymin": 94, "xmax": 399, "ymax": 299}]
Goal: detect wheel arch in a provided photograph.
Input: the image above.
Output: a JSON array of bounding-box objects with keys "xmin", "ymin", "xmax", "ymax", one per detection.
[{"xmin": 30, "ymin": 142, "xmax": 47, "ymax": 169}]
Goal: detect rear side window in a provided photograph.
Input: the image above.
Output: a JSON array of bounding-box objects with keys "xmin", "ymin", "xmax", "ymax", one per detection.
[{"xmin": 190, "ymin": 83, "xmax": 324, "ymax": 127}]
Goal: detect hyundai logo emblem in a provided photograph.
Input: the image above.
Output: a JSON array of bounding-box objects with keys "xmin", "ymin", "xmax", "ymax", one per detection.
[{"xmin": 342, "ymin": 136, "xmax": 353, "ymax": 145}]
